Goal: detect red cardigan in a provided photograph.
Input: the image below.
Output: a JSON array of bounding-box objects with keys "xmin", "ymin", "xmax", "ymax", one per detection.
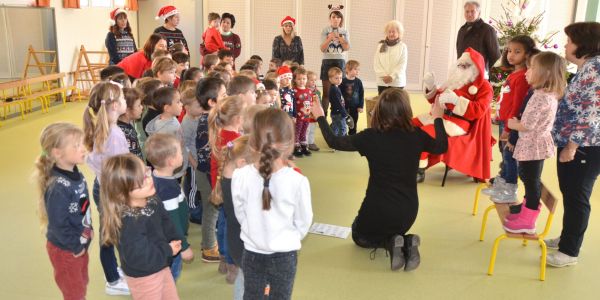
[
  {"xmin": 498, "ymin": 68, "xmax": 529, "ymax": 132},
  {"xmin": 117, "ymin": 51, "xmax": 151, "ymax": 79}
]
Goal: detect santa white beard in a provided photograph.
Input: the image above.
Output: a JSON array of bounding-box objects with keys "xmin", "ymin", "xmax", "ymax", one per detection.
[{"xmin": 443, "ymin": 58, "xmax": 479, "ymax": 91}]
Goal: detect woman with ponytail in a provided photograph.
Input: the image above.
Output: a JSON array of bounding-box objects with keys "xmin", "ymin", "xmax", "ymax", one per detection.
[
  {"xmin": 83, "ymin": 81, "xmax": 131, "ymax": 295},
  {"xmin": 232, "ymin": 108, "xmax": 313, "ymax": 300},
  {"xmin": 34, "ymin": 122, "xmax": 92, "ymax": 300}
]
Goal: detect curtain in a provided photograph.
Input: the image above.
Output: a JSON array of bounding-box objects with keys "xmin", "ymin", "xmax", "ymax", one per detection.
[
  {"xmin": 63, "ymin": 0, "xmax": 80, "ymax": 8},
  {"xmin": 125, "ymin": 0, "xmax": 138, "ymax": 11},
  {"xmin": 35, "ymin": 0, "xmax": 50, "ymax": 7}
]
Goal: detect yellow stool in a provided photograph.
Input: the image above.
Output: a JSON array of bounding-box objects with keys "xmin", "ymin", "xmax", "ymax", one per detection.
[
  {"xmin": 486, "ymin": 184, "xmax": 558, "ymax": 281},
  {"xmin": 472, "ymin": 182, "xmax": 489, "ymax": 216}
]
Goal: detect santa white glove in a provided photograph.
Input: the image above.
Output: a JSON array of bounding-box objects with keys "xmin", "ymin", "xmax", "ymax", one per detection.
[
  {"xmin": 423, "ymin": 72, "xmax": 436, "ymax": 91},
  {"xmin": 438, "ymin": 90, "xmax": 459, "ymax": 106}
]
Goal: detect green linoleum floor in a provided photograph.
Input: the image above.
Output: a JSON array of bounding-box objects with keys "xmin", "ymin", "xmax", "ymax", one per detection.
[{"xmin": 1, "ymin": 92, "xmax": 599, "ymax": 299}]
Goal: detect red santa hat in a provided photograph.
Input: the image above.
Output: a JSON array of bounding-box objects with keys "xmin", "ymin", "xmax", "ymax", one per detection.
[
  {"xmin": 462, "ymin": 47, "xmax": 486, "ymax": 95},
  {"xmin": 155, "ymin": 6, "xmax": 179, "ymax": 21},
  {"xmin": 109, "ymin": 8, "xmax": 127, "ymax": 26},
  {"xmin": 281, "ymin": 16, "xmax": 296, "ymax": 27},
  {"xmin": 277, "ymin": 66, "xmax": 293, "ymax": 80}
]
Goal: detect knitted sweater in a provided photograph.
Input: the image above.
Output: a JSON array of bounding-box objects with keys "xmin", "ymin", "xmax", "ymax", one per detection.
[
  {"xmin": 105, "ymin": 31, "xmax": 137, "ymax": 65},
  {"xmin": 154, "ymin": 26, "xmax": 189, "ymax": 52}
]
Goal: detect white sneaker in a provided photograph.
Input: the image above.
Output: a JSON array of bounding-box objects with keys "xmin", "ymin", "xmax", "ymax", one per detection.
[
  {"xmin": 482, "ymin": 176, "xmax": 506, "ymax": 196},
  {"xmin": 544, "ymin": 237, "xmax": 560, "ymax": 250},
  {"xmin": 491, "ymin": 183, "xmax": 518, "ymax": 203},
  {"xmin": 105, "ymin": 278, "xmax": 130, "ymax": 296},
  {"xmin": 117, "ymin": 267, "xmax": 125, "ymax": 278},
  {"xmin": 546, "ymin": 251, "xmax": 578, "ymax": 267}
]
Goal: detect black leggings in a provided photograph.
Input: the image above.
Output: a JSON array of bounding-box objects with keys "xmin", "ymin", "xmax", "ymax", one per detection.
[{"xmin": 518, "ymin": 160, "xmax": 544, "ymax": 210}]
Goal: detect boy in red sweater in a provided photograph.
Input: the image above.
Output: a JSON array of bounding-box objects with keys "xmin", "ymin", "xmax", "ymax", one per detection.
[{"xmin": 201, "ymin": 13, "xmax": 228, "ymax": 58}]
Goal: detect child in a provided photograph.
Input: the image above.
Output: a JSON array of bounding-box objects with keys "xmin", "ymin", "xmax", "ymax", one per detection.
[
  {"xmin": 483, "ymin": 36, "xmax": 539, "ymax": 203},
  {"xmin": 232, "ymin": 108, "xmax": 313, "ymax": 299},
  {"xmin": 328, "ymin": 67, "xmax": 347, "ymax": 136},
  {"xmin": 218, "ymin": 49, "xmax": 235, "ymax": 66},
  {"xmin": 145, "ymin": 134, "xmax": 195, "ymax": 280},
  {"xmin": 503, "ymin": 52, "xmax": 566, "ymax": 233},
  {"xmin": 202, "ymin": 13, "xmax": 228, "ymax": 59},
  {"xmin": 181, "ymin": 89, "xmax": 202, "ymax": 224},
  {"xmin": 100, "ymin": 154, "xmax": 182, "ymax": 300},
  {"xmin": 172, "ymin": 51, "xmax": 190, "ymax": 88},
  {"xmin": 177, "ymin": 80, "xmax": 197, "ymax": 123},
  {"xmin": 256, "ymin": 87, "xmax": 273, "ymax": 106},
  {"xmin": 84, "ymin": 81, "xmax": 130, "ymax": 295},
  {"xmin": 269, "ymin": 58, "xmax": 282, "ymax": 72},
  {"xmin": 100, "ymin": 65, "xmax": 125, "ymax": 81},
  {"xmin": 217, "ymin": 61, "xmax": 235, "ymax": 77},
  {"xmin": 117, "ymin": 87, "xmax": 144, "ymax": 160},
  {"xmin": 145, "ymin": 86, "xmax": 188, "ymax": 178},
  {"xmin": 292, "ymin": 67, "xmax": 314, "ymax": 157},
  {"xmin": 35, "ymin": 123, "xmax": 92, "ymax": 300},
  {"xmin": 153, "ymin": 57, "xmax": 178, "ymax": 87},
  {"xmin": 139, "ymin": 79, "xmax": 164, "ymax": 137},
  {"xmin": 209, "ymin": 96, "xmax": 247, "ymax": 279},
  {"xmin": 306, "ymin": 71, "xmax": 322, "ymax": 151},
  {"xmin": 203, "ymin": 53, "xmax": 219, "ymax": 74},
  {"xmin": 263, "ymin": 78, "xmax": 281, "ymax": 109},
  {"xmin": 341, "ymin": 60, "xmax": 364, "ymax": 135},
  {"xmin": 228, "ymin": 75, "xmax": 258, "ymax": 106},
  {"xmin": 277, "ymin": 66, "xmax": 295, "ymax": 117},
  {"xmin": 195, "ymin": 77, "xmax": 228, "ymax": 262},
  {"xmin": 183, "ymin": 67, "xmax": 203, "ymax": 82}
]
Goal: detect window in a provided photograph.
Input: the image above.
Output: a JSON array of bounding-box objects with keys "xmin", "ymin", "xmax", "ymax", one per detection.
[{"xmin": 80, "ymin": 0, "xmax": 124, "ymax": 7}]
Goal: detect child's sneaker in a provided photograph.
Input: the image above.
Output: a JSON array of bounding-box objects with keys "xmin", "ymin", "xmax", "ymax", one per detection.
[
  {"xmin": 308, "ymin": 143, "xmax": 320, "ymax": 151},
  {"xmin": 544, "ymin": 237, "xmax": 560, "ymax": 250},
  {"xmin": 105, "ymin": 278, "xmax": 130, "ymax": 296},
  {"xmin": 201, "ymin": 246, "xmax": 220, "ymax": 263},
  {"xmin": 491, "ymin": 183, "xmax": 518, "ymax": 203},
  {"xmin": 293, "ymin": 146, "xmax": 304, "ymax": 158},
  {"xmin": 301, "ymin": 145, "xmax": 312, "ymax": 156},
  {"xmin": 546, "ymin": 251, "xmax": 578, "ymax": 267}
]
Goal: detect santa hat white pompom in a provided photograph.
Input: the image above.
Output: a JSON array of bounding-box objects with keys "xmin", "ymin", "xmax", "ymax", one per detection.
[
  {"xmin": 156, "ymin": 6, "xmax": 179, "ymax": 21},
  {"xmin": 109, "ymin": 8, "xmax": 127, "ymax": 26},
  {"xmin": 468, "ymin": 85, "xmax": 478, "ymax": 95}
]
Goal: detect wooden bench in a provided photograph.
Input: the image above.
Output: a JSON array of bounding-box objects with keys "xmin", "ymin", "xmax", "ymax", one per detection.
[
  {"xmin": 0, "ymin": 78, "xmax": 29, "ymax": 120},
  {"xmin": 478, "ymin": 184, "xmax": 558, "ymax": 281}
]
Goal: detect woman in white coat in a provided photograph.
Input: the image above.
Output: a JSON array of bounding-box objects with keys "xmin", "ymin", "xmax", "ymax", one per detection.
[{"xmin": 374, "ymin": 20, "xmax": 408, "ymax": 95}]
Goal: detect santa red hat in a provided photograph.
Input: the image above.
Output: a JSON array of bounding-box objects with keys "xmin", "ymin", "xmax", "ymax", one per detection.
[
  {"xmin": 156, "ymin": 6, "xmax": 179, "ymax": 21},
  {"xmin": 462, "ymin": 47, "xmax": 486, "ymax": 95},
  {"xmin": 277, "ymin": 66, "xmax": 293, "ymax": 80},
  {"xmin": 109, "ymin": 8, "xmax": 127, "ymax": 26},
  {"xmin": 281, "ymin": 16, "xmax": 296, "ymax": 27}
]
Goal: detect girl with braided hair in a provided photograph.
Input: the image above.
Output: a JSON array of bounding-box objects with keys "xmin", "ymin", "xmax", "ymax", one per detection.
[{"xmin": 232, "ymin": 108, "xmax": 313, "ymax": 300}]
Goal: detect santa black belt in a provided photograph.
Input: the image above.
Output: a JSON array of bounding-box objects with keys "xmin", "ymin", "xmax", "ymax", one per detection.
[{"xmin": 444, "ymin": 109, "xmax": 469, "ymax": 121}]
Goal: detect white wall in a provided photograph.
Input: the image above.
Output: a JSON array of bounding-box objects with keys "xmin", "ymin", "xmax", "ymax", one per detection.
[{"xmin": 50, "ymin": 0, "xmax": 139, "ymax": 77}]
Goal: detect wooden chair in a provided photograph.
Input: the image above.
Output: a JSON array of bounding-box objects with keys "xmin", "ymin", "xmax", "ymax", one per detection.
[{"xmin": 483, "ymin": 184, "xmax": 558, "ymax": 281}]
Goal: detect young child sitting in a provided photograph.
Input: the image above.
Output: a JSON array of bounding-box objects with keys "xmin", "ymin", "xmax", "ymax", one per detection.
[
  {"xmin": 328, "ymin": 67, "xmax": 347, "ymax": 136},
  {"xmin": 341, "ymin": 60, "xmax": 364, "ymax": 135},
  {"xmin": 145, "ymin": 133, "xmax": 194, "ymax": 281},
  {"xmin": 292, "ymin": 67, "xmax": 314, "ymax": 157},
  {"xmin": 100, "ymin": 153, "xmax": 182, "ymax": 299},
  {"xmin": 277, "ymin": 66, "xmax": 295, "ymax": 117},
  {"xmin": 117, "ymin": 87, "xmax": 144, "ymax": 160}
]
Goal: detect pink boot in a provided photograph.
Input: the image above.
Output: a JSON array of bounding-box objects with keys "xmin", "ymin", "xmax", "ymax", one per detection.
[
  {"xmin": 503, "ymin": 206, "xmax": 540, "ymax": 234},
  {"xmin": 505, "ymin": 198, "xmax": 526, "ymax": 222}
]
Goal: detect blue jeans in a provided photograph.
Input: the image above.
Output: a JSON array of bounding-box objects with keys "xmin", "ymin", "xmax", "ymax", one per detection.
[
  {"xmin": 501, "ymin": 146, "xmax": 518, "ymax": 184},
  {"xmin": 234, "ymin": 268, "xmax": 245, "ymax": 300},
  {"xmin": 242, "ymin": 250, "xmax": 297, "ymax": 300},
  {"xmin": 217, "ymin": 207, "xmax": 234, "ymax": 264},
  {"xmin": 171, "ymin": 254, "xmax": 182, "ymax": 281},
  {"xmin": 93, "ymin": 179, "xmax": 120, "ymax": 283},
  {"xmin": 330, "ymin": 113, "xmax": 347, "ymax": 137}
]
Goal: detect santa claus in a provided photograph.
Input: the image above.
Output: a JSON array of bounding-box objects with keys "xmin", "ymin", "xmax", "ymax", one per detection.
[{"xmin": 413, "ymin": 47, "xmax": 494, "ymax": 183}]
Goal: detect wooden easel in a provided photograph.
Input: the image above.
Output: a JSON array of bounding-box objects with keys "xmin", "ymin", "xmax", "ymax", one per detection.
[
  {"xmin": 22, "ymin": 45, "xmax": 57, "ymax": 79},
  {"xmin": 71, "ymin": 45, "xmax": 109, "ymax": 99}
]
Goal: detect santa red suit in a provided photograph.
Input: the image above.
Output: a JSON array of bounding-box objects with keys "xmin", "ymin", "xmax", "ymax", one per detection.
[{"xmin": 413, "ymin": 47, "xmax": 494, "ymax": 180}]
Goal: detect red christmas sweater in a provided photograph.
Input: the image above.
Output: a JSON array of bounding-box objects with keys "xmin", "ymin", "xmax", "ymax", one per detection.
[
  {"xmin": 498, "ymin": 68, "xmax": 529, "ymax": 133},
  {"xmin": 293, "ymin": 87, "xmax": 313, "ymax": 120},
  {"xmin": 117, "ymin": 51, "xmax": 151, "ymax": 79},
  {"xmin": 202, "ymin": 27, "xmax": 227, "ymax": 54},
  {"xmin": 210, "ymin": 129, "xmax": 241, "ymax": 188}
]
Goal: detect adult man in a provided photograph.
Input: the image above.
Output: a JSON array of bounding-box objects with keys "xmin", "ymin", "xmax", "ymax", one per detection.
[{"xmin": 456, "ymin": 1, "xmax": 501, "ymax": 72}]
